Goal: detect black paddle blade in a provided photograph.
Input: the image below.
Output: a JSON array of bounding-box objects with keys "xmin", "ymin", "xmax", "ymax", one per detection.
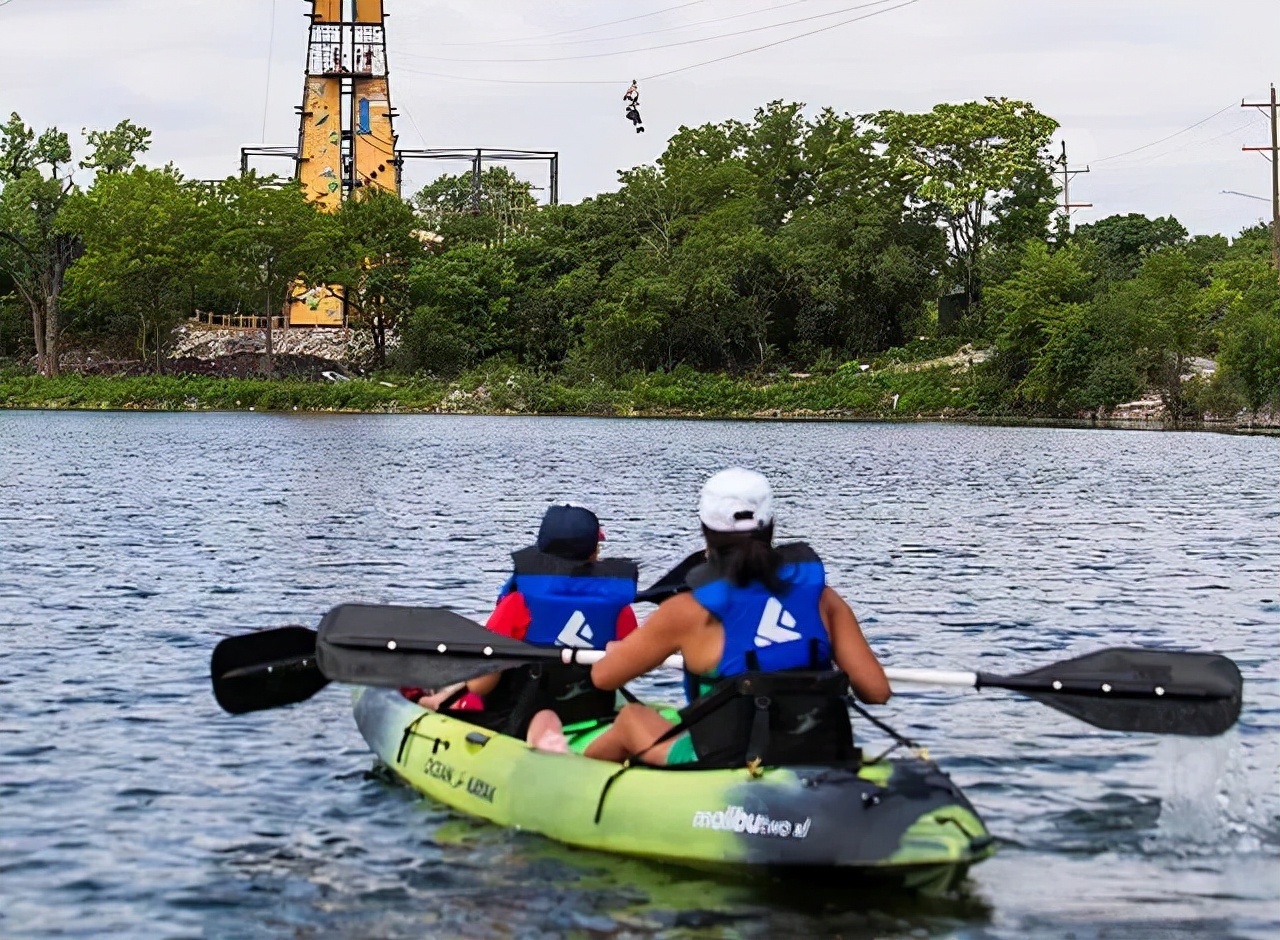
[
  {"xmin": 981, "ymin": 648, "xmax": 1243, "ymax": 737},
  {"xmin": 635, "ymin": 549, "xmax": 705, "ymax": 604},
  {"xmin": 316, "ymin": 603, "xmax": 561, "ymax": 691},
  {"xmin": 210, "ymin": 626, "xmax": 329, "ymax": 715}
]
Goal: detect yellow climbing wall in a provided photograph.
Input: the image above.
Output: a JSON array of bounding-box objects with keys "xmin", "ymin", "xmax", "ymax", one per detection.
[
  {"xmin": 298, "ymin": 78, "xmax": 344, "ymax": 212},
  {"xmin": 289, "ymin": 0, "xmax": 398, "ymax": 327},
  {"xmin": 354, "ymin": 77, "xmax": 397, "ymax": 194}
]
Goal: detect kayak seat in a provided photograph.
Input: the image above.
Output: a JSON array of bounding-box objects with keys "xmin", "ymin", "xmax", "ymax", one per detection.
[
  {"xmin": 447, "ymin": 662, "xmax": 620, "ymax": 739},
  {"xmin": 657, "ymin": 670, "xmax": 858, "ymax": 770}
]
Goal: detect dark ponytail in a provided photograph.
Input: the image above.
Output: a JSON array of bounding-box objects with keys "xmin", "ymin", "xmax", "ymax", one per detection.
[{"xmin": 701, "ymin": 523, "xmax": 783, "ymax": 593}]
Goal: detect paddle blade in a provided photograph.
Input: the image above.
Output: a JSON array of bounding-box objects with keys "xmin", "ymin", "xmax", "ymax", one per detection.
[
  {"xmin": 316, "ymin": 603, "xmax": 560, "ymax": 690},
  {"xmin": 210, "ymin": 626, "xmax": 329, "ymax": 715},
  {"xmin": 635, "ymin": 549, "xmax": 705, "ymax": 604},
  {"xmin": 983, "ymin": 648, "xmax": 1243, "ymax": 737}
]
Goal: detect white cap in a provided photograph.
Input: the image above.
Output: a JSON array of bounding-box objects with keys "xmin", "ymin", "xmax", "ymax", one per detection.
[{"xmin": 698, "ymin": 468, "xmax": 774, "ymax": 533}]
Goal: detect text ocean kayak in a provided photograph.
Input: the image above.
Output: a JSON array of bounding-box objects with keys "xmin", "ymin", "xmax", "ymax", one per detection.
[{"xmin": 353, "ymin": 687, "xmax": 996, "ymax": 894}]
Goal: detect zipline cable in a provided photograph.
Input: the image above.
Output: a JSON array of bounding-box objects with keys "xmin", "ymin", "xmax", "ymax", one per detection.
[
  {"xmin": 641, "ymin": 0, "xmax": 917, "ymax": 80},
  {"xmin": 399, "ymin": 0, "xmax": 902, "ymax": 64},
  {"xmin": 428, "ymin": 0, "xmax": 817, "ymax": 50},
  {"xmin": 260, "ymin": 0, "xmax": 279, "ymax": 143},
  {"xmin": 392, "ymin": 0, "xmax": 914, "ymax": 86},
  {"xmin": 439, "ymin": 0, "xmax": 707, "ymax": 47}
]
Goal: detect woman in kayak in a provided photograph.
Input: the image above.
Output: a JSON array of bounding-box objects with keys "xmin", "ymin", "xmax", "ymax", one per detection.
[
  {"xmin": 413, "ymin": 503, "xmax": 638, "ymax": 737},
  {"xmin": 527, "ymin": 468, "xmax": 890, "ymax": 764}
]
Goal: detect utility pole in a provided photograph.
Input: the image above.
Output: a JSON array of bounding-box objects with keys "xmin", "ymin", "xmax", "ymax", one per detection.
[
  {"xmin": 1241, "ymin": 84, "xmax": 1280, "ymax": 278},
  {"xmin": 1057, "ymin": 142, "xmax": 1091, "ymax": 233}
]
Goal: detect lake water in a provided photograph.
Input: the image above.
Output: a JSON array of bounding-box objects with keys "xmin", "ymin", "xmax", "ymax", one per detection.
[{"xmin": 1, "ymin": 411, "xmax": 1277, "ymax": 940}]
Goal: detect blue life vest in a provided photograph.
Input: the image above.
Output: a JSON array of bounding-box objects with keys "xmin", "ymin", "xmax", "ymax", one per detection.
[
  {"xmin": 683, "ymin": 543, "xmax": 831, "ymax": 703},
  {"xmin": 502, "ymin": 547, "xmax": 637, "ymax": 649}
]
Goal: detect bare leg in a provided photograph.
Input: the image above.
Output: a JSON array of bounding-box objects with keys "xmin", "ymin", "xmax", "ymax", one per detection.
[
  {"xmin": 583, "ymin": 703, "xmax": 679, "ymax": 764},
  {"xmin": 526, "ymin": 709, "xmax": 569, "ymax": 753}
]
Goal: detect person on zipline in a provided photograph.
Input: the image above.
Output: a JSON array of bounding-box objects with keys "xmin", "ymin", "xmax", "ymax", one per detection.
[
  {"xmin": 623, "ymin": 80, "xmax": 645, "ymax": 133},
  {"xmin": 410, "ymin": 504, "xmax": 638, "ymax": 744},
  {"xmin": 526, "ymin": 468, "xmax": 890, "ymax": 765}
]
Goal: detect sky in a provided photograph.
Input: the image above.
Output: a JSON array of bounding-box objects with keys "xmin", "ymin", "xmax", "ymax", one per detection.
[{"xmin": 2, "ymin": 0, "xmax": 1278, "ymax": 236}]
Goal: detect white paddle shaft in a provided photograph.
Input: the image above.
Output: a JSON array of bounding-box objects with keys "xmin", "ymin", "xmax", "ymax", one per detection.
[{"xmin": 562, "ymin": 648, "xmax": 978, "ymax": 690}]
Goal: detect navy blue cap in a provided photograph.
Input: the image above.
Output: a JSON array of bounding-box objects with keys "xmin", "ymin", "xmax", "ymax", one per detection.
[{"xmin": 536, "ymin": 504, "xmax": 604, "ymax": 561}]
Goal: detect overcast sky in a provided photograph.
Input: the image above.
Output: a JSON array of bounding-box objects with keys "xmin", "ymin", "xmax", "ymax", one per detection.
[{"xmin": 2, "ymin": 0, "xmax": 1278, "ymax": 235}]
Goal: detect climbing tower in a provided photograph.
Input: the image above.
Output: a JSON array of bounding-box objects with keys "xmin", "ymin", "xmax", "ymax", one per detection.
[{"xmin": 290, "ymin": 0, "xmax": 400, "ymax": 326}]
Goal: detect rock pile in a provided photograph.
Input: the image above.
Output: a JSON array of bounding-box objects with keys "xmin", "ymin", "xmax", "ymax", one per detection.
[{"xmin": 169, "ymin": 324, "xmax": 375, "ymax": 365}]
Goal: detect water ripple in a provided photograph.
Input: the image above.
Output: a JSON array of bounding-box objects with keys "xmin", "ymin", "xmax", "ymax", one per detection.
[{"xmin": 0, "ymin": 412, "xmax": 1276, "ymax": 939}]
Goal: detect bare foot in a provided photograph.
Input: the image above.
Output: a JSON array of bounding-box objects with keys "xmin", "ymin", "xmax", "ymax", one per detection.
[
  {"xmin": 533, "ymin": 729, "xmax": 570, "ymax": 754},
  {"xmin": 527, "ymin": 709, "xmax": 569, "ymax": 753}
]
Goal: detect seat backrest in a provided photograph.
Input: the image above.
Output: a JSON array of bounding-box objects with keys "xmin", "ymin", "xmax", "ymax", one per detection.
[{"xmin": 683, "ymin": 670, "xmax": 856, "ymax": 769}]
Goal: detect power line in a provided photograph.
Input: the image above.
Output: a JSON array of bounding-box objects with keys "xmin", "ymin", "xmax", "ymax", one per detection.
[
  {"xmin": 1103, "ymin": 117, "xmax": 1260, "ymax": 168},
  {"xmin": 441, "ymin": 0, "xmax": 707, "ymax": 47},
  {"xmin": 1092, "ymin": 102, "xmax": 1237, "ymax": 164},
  {"xmin": 1240, "ymin": 84, "xmax": 1280, "ymax": 277},
  {"xmin": 404, "ymin": 0, "xmax": 902, "ymax": 64}
]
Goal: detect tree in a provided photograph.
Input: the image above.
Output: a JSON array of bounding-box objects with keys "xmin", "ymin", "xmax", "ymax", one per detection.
[
  {"xmin": 872, "ymin": 99, "xmax": 1059, "ymax": 310},
  {"xmin": 0, "ymin": 113, "xmax": 78, "ymax": 376},
  {"xmin": 210, "ymin": 174, "xmax": 335, "ymax": 374},
  {"xmin": 411, "ymin": 167, "xmax": 538, "ymax": 246},
  {"xmin": 1074, "ymin": 213, "xmax": 1188, "ymax": 281},
  {"xmin": 80, "ymin": 120, "xmax": 152, "ymax": 176},
  {"xmin": 63, "ymin": 166, "xmax": 211, "ymax": 370},
  {"xmin": 984, "ymin": 239, "xmax": 1102, "ymax": 409},
  {"xmin": 332, "ymin": 189, "xmax": 431, "ymax": 367},
  {"xmin": 1120, "ymin": 249, "xmax": 1208, "ymax": 424},
  {"xmin": 0, "ymin": 113, "xmax": 152, "ymax": 375}
]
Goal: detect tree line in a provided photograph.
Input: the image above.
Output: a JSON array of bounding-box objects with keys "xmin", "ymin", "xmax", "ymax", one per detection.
[{"xmin": 1, "ymin": 99, "xmax": 1276, "ymax": 416}]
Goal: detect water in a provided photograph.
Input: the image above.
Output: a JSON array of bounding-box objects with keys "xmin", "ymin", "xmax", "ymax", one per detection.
[{"xmin": 1, "ymin": 412, "xmax": 1276, "ymax": 940}]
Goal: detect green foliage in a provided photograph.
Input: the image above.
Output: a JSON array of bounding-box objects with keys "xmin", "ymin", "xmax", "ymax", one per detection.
[
  {"xmin": 80, "ymin": 120, "xmax": 152, "ymax": 176},
  {"xmin": 872, "ymin": 98, "xmax": 1060, "ymax": 306},
  {"xmin": 1217, "ymin": 311, "xmax": 1280, "ymax": 410},
  {"xmin": 63, "ymin": 166, "xmax": 210, "ymax": 367},
  {"xmin": 0, "ymin": 113, "xmax": 84, "ymax": 375},
  {"xmin": 207, "ymin": 173, "xmax": 337, "ymax": 355},
  {"xmin": 1074, "ymin": 213, "xmax": 1188, "ymax": 280},
  {"xmin": 411, "ymin": 167, "xmax": 539, "ymax": 246},
  {"xmin": 332, "ymin": 188, "xmax": 430, "ymax": 365},
  {"xmin": 6, "ymin": 99, "xmax": 1278, "ymax": 427}
]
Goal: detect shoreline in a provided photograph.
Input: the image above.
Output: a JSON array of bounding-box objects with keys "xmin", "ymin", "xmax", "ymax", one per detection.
[
  {"xmin": 4, "ymin": 369, "xmax": 1276, "ymax": 435},
  {"xmin": 5, "ymin": 401, "xmax": 1276, "ymax": 436}
]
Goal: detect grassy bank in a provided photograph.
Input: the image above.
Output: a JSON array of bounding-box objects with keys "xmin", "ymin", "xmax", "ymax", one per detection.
[{"xmin": 0, "ymin": 362, "xmax": 976, "ymax": 419}]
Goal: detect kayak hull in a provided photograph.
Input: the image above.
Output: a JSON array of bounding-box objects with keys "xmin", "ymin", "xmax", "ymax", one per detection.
[{"xmin": 353, "ymin": 687, "xmax": 994, "ymax": 894}]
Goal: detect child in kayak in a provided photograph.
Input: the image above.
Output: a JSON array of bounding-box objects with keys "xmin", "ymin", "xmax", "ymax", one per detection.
[
  {"xmin": 526, "ymin": 468, "xmax": 889, "ymax": 764},
  {"xmin": 413, "ymin": 504, "xmax": 638, "ymax": 745}
]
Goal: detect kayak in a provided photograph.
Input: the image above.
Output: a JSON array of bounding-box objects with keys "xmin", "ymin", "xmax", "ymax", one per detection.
[{"xmin": 352, "ymin": 687, "xmax": 996, "ymax": 894}]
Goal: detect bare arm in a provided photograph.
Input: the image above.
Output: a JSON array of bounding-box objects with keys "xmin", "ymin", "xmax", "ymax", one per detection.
[
  {"xmin": 417, "ymin": 670, "xmax": 502, "ymax": 710},
  {"xmin": 589, "ymin": 593, "xmax": 697, "ymax": 691},
  {"xmin": 821, "ymin": 586, "xmax": 890, "ymax": 704}
]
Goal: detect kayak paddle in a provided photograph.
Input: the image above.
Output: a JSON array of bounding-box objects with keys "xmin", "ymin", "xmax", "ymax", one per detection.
[
  {"xmin": 210, "ymin": 624, "xmax": 328, "ymax": 715},
  {"xmin": 210, "ymin": 552, "xmax": 700, "ymax": 715},
  {"xmin": 213, "ymin": 603, "xmax": 1243, "ymax": 736},
  {"xmin": 885, "ymin": 648, "xmax": 1243, "ymax": 737},
  {"xmin": 634, "ymin": 549, "xmax": 704, "ymax": 604}
]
